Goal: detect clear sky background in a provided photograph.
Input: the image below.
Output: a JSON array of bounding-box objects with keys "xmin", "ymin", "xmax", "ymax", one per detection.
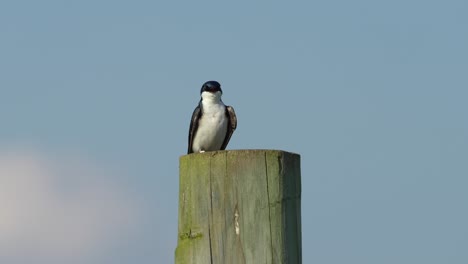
[{"xmin": 1, "ymin": 0, "xmax": 467, "ymax": 263}]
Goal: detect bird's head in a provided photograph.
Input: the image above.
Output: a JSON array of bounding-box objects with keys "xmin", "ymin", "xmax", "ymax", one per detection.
[
  {"xmin": 201, "ymin": 81, "xmax": 222, "ymax": 94},
  {"xmin": 200, "ymin": 80, "xmax": 223, "ymax": 101}
]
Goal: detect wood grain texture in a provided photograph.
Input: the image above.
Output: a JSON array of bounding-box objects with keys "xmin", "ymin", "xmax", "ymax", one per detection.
[{"xmin": 176, "ymin": 150, "xmax": 301, "ymax": 264}]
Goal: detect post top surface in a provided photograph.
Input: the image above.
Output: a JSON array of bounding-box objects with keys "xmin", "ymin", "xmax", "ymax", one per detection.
[{"xmin": 179, "ymin": 149, "xmax": 300, "ymax": 160}]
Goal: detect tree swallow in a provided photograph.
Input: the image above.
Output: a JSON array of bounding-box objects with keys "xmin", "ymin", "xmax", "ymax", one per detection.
[{"xmin": 188, "ymin": 81, "xmax": 237, "ymax": 154}]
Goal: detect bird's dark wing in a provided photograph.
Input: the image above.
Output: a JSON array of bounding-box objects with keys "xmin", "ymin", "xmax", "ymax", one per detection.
[
  {"xmin": 220, "ymin": 105, "xmax": 237, "ymax": 150},
  {"xmin": 187, "ymin": 105, "xmax": 202, "ymax": 154}
]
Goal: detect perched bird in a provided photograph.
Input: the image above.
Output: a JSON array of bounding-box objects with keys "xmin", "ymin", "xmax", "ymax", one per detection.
[{"xmin": 188, "ymin": 81, "xmax": 237, "ymax": 154}]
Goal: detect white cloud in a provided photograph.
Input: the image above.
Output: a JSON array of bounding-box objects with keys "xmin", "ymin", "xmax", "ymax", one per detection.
[{"xmin": 0, "ymin": 148, "xmax": 144, "ymax": 264}]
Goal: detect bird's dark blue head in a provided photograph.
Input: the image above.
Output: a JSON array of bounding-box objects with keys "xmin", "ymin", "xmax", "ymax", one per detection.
[{"xmin": 200, "ymin": 80, "xmax": 222, "ymax": 94}]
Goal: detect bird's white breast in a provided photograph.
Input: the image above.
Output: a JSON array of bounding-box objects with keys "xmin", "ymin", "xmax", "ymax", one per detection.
[{"xmin": 192, "ymin": 99, "xmax": 228, "ymax": 153}]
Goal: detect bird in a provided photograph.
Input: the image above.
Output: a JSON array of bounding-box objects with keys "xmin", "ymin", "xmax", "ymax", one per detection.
[{"xmin": 187, "ymin": 80, "xmax": 237, "ymax": 154}]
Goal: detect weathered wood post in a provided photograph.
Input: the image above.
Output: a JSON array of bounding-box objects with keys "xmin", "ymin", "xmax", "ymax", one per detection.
[{"xmin": 175, "ymin": 150, "xmax": 301, "ymax": 264}]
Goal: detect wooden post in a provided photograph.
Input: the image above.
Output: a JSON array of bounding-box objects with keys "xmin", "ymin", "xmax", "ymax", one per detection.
[{"xmin": 175, "ymin": 150, "xmax": 301, "ymax": 264}]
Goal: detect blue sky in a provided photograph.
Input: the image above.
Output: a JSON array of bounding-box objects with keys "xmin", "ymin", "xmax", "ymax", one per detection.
[{"xmin": 1, "ymin": 0, "xmax": 467, "ymax": 263}]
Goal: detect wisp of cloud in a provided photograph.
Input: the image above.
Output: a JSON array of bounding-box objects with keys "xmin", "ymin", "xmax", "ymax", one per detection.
[{"xmin": 0, "ymin": 148, "xmax": 144, "ymax": 264}]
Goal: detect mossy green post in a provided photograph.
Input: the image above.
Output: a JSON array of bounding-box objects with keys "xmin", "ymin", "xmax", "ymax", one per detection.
[{"xmin": 175, "ymin": 149, "xmax": 301, "ymax": 264}]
